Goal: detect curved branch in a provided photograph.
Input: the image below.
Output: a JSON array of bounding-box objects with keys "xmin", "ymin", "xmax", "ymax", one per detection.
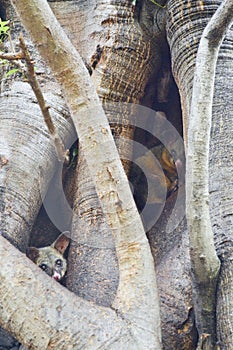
[
  {"xmin": 0, "ymin": 236, "xmax": 126, "ymax": 349},
  {"xmin": 186, "ymin": 0, "xmax": 233, "ymax": 346}
]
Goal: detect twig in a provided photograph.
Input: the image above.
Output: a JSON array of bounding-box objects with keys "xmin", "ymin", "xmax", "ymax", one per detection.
[
  {"xmin": 0, "ymin": 33, "xmax": 69, "ymax": 162},
  {"xmin": 0, "ymin": 52, "xmax": 24, "ymax": 60},
  {"xmin": 18, "ymin": 33, "xmax": 68, "ymax": 162}
]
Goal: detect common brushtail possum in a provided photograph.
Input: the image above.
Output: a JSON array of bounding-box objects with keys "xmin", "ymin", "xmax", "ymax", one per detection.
[
  {"xmin": 27, "ymin": 232, "xmax": 70, "ymax": 282},
  {"xmin": 130, "ymin": 140, "xmax": 185, "ymax": 207}
]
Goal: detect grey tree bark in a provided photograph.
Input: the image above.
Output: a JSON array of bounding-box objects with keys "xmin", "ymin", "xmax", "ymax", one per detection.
[
  {"xmin": 49, "ymin": 0, "xmax": 163, "ymax": 305},
  {"xmin": 1, "ymin": 0, "xmax": 233, "ymax": 349},
  {"xmin": 0, "ymin": 4, "xmax": 74, "ymax": 251},
  {"xmin": 186, "ymin": 0, "xmax": 233, "ymax": 348},
  {"xmin": 0, "ymin": 83, "xmax": 73, "ymax": 247},
  {"xmin": 167, "ymin": 0, "xmax": 233, "ymax": 348},
  {"xmin": 0, "ymin": 236, "xmax": 132, "ymax": 349},
  {"xmin": 0, "ymin": 0, "xmax": 162, "ymax": 348}
]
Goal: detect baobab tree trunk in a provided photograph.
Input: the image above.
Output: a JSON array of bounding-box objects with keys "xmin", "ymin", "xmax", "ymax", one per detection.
[
  {"xmin": 50, "ymin": 0, "xmax": 165, "ymax": 304},
  {"xmin": 4, "ymin": 0, "xmax": 162, "ymax": 348},
  {"xmin": 0, "ymin": 3, "xmax": 75, "ymax": 252},
  {"xmin": 167, "ymin": 0, "xmax": 233, "ymax": 347},
  {"xmin": 186, "ymin": 1, "xmax": 233, "ymax": 346}
]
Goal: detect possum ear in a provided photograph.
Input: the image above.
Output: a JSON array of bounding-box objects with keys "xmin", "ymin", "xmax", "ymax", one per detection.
[
  {"xmin": 53, "ymin": 232, "xmax": 70, "ymax": 255},
  {"xmin": 26, "ymin": 247, "xmax": 40, "ymax": 263}
]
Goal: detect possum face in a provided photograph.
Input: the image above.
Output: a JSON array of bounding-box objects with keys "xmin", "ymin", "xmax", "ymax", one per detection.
[
  {"xmin": 27, "ymin": 232, "xmax": 70, "ymax": 282},
  {"xmin": 35, "ymin": 247, "xmax": 67, "ymax": 281}
]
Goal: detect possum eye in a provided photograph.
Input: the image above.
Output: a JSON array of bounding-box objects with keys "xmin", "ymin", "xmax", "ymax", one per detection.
[
  {"xmin": 39, "ymin": 263, "xmax": 48, "ymax": 272},
  {"xmin": 55, "ymin": 259, "xmax": 63, "ymax": 267}
]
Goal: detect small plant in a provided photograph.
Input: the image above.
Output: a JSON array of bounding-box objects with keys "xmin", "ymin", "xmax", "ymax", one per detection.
[
  {"xmin": 0, "ymin": 18, "xmax": 10, "ymax": 42},
  {"xmin": 0, "ymin": 18, "xmax": 21, "ymax": 78}
]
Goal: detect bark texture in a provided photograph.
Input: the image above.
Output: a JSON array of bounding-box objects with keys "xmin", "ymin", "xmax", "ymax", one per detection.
[
  {"xmin": 49, "ymin": 0, "xmax": 164, "ymax": 304},
  {"xmin": 167, "ymin": 0, "xmax": 233, "ymax": 347},
  {"xmin": 8, "ymin": 0, "xmax": 162, "ymax": 348},
  {"xmin": 211, "ymin": 24, "xmax": 233, "ymax": 350},
  {"xmin": 0, "ymin": 4, "xmax": 74, "ymax": 252},
  {"xmin": 186, "ymin": 1, "xmax": 233, "ymax": 346},
  {"xmin": 0, "ymin": 236, "xmax": 129, "ymax": 350}
]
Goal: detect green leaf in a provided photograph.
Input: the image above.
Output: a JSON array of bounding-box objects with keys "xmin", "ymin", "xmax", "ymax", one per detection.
[
  {"xmin": 5, "ymin": 68, "xmax": 19, "ymax": 77},
  {"xmin": 0, "ymin": 19, "xmax": 10, "ymax": 34},
  {"xmin": 0, "ymin": 59, "xmax": 8, "ymax": 65},
  {"xmin": 0, "ymin": 19, "xmax": 10, "ymax": 43}
]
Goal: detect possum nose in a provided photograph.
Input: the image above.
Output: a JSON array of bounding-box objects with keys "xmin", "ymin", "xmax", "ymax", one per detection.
[{"xmin": 53, "ymin": 271, "xmax": 61, "ymax": 281}]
